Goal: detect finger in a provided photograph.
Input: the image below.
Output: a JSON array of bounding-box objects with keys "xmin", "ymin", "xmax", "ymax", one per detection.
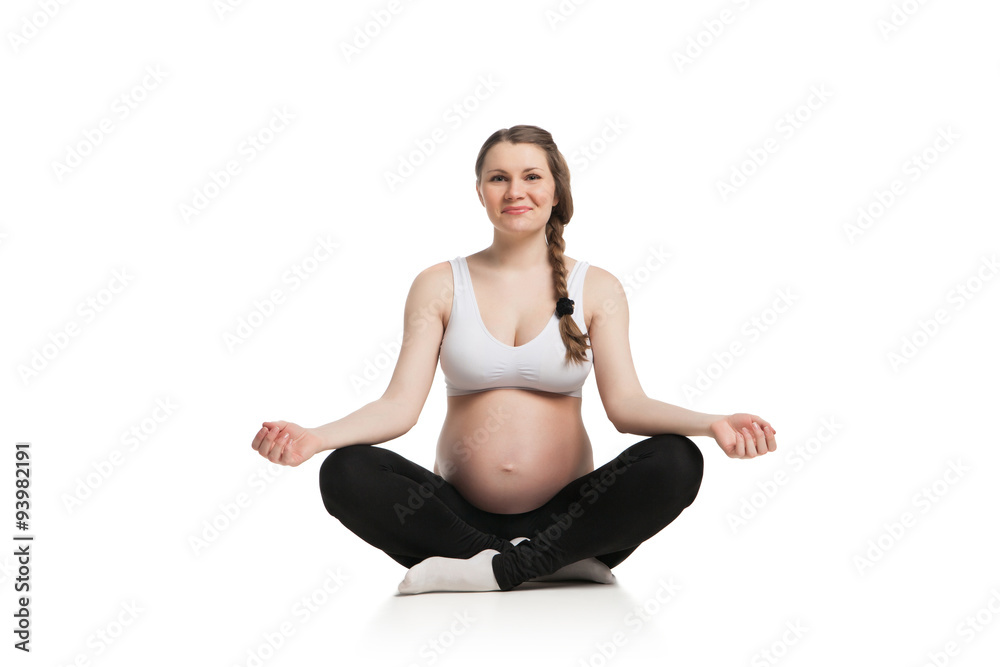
[
  {"xmin": 742, "ymin": 428, "xmax": 756, "ymax": 458},
  {"xmin": 262, "ymin": 420, "xmax": 288, "ymax": 435},
  {"xmin": 259, "ymin": 427, "xmax": 276, "ymax": 457},
  {"xmin": 268, "ymin": 434, "xmax": 285, "ymax": 463},
  {"xmin": 752, "ymin": 422, "xmax": 768, "ymax": 455},
  {"xmin": 251, "ymin": 427, "xmax": 267, "ymax": 451},
  {"xmin": 764, "ymin": 425, "xmax": 777, "ymax": 452},
  {"xmin": 751, "ymin": 415, "xmax": 775, "ymax": 434},
  {"xmin": 264, "ymin": 426, "xmax": 285, "ymax": 459},
  {"xmin": 273, "ymin": 425, "xmax": 292, "ymax": 445},
  {"xmin": 747, "ymin": 423, "xmax": 759, "ymax": 454},
  {"xmin": 271, "ymin": 431, "xmax": 291, "ymax": 463},
  {"xmin": 281, "ymin": 437, "xmax": 299, "ymax": 467},
  {"xmin": 734, "ymin": 430, "xmax": 746, "ymax": 458}
]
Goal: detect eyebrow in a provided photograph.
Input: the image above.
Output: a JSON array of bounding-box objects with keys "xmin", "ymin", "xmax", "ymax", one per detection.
[{"xmin": 486, "ymin": 167, "xmax": 542, "ymax": 174}]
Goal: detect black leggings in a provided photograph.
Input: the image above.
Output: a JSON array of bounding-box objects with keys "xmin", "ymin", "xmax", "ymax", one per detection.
[{"xmin": 318, "ymin": 433, "xmax": 704, "ymax": 591}]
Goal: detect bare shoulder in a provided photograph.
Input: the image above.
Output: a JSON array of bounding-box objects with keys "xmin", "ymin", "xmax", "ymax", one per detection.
[
  {"xmin": 380, "ymin": 260, "xmax": 455, "ymax": 423},
  {"xmin": 407, "ymin": 260, "xmax": 455, "ymax": 325},
  {"xmin": 581, "ymin": 264, "xmax": 626, "ymax": 330},
  {"xmin": 414, "ymin": 260, "xmax": 453, "ymax": 284}
]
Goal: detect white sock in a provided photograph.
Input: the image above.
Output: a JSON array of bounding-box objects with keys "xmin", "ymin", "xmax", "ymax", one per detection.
[{"xmin": 397, "ymin": 549, "xmax": 501, "ymax": 595}]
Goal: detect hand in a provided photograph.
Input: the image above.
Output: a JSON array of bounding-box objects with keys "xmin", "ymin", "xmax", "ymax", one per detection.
[
  {"xmin": 709, "ymin": 413, "xmax": 778, "ymax": 459},
  {"xmin": 251, "ymin": 421, "xmax": 323, "ymax": 467}
]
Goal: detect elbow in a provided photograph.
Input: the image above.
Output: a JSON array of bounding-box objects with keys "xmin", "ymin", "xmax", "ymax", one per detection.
[
  {"xmin": 403, "ymin": 406, "xmax": 422, "ymax": 433},
  {"xmin": 404, "ymin": 417, "xmax": 418, "ymax": 433},
  {"xmin": 380, "ymin": 398, "xmax": 418, "ymax": 436},
  {"xmin": 612, "ymin": 415, "xmax": 628, "ymax": 434},
  {"xmin": 608, "ymin": 401, "xmax": 635, "ymax": 433},
  {"xmin": 610, "ymin": 396, "xmax": 643, "ymax": 434}
]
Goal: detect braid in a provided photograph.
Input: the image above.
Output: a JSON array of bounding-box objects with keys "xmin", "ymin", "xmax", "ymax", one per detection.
[{"xmin": 546, "ymin": 220, "xmax": 591, "ymax": 365}]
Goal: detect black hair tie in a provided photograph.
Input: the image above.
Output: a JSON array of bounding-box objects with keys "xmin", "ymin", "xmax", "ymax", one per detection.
[{"xmin": 556, "ymin": 297, "xmax": 575, "ymax": 317}]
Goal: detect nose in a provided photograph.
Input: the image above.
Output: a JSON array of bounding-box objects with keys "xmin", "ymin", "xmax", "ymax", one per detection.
[{"xmin": 505, "ymin": 179, "xmax": 524, "ymax": 200}]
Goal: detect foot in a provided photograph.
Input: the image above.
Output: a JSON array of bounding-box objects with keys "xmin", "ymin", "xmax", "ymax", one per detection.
[
  {"xmin": 510, "ymin": 537, "xmax": 617, "ymax": 584},
  {"xmin": 397, "ymin": 548, "xmax": 501, "ymax": 595}
]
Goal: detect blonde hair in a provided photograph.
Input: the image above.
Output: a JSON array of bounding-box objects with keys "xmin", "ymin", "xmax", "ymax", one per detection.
[{"xmin": 474, "ymin": 125, "xmax": 591, "ymax": 364}]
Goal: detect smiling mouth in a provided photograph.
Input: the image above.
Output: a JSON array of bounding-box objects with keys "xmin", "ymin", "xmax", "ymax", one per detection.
[{"xmin": 503, "ymin": 207, "xmax": 531, "ymax": 213}]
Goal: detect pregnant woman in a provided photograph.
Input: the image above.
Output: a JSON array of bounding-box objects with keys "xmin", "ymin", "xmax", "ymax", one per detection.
[{"xmin": 250, "ymin": 124, "xmax": 778, "ymax": 594}]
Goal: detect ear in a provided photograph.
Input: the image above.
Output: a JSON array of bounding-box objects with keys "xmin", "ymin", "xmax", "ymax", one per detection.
[{"xmin": 475, "ymin": 181, "xmax": 485, "ymax": 207}]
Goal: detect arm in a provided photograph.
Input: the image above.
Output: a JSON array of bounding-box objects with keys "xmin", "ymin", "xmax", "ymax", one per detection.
[
  {"xmin": 312, "ymin": 262, "xmax": 449, "ymax": 451},
  {"xmin": 312, "ymin": 397, "xmax": 414, "ymax": 452},
  {"xmin": 586, "ymin": 266, "xmax": 721, "ymax": 437},
  {"xmin": 586, "ymin": 266, "xmax": 778, "ymax": 457},
  {"xmin": 252, "ymin": 262, "xmax": 449, "ymax": 466},
  {"xmin": 613, "ymin": 396, "xmax": 723, "ymax": 438}
]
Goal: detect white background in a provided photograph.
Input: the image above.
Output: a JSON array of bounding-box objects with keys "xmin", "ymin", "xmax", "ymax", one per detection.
[{"xmin": 3, "ymin": 0, "xmax": 999, "ymax": 665}]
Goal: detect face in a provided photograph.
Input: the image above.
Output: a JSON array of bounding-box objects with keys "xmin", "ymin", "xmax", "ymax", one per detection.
[{"xmin": 476, "ymin": 141, "xmax": 559, "ymax": 235}]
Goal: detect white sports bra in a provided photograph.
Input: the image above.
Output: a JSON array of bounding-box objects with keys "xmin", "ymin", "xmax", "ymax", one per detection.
[{"xmin": 439, "ymin": 255, "xmax": 593, "ymax": 397}]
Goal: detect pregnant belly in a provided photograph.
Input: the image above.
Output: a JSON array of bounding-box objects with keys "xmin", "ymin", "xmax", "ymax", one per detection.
[{"xmin": 435, "ymin": 389, "xmax": 594, "ymax": 514}]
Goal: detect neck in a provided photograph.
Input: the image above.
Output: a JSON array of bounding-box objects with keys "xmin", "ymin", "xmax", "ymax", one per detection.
[{"xmin": 484, "ymin": 228, "xmax": 550, "ymax": 272}]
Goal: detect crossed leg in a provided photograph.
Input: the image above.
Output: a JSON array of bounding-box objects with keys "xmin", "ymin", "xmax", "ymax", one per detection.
[{"xmin": 318, "ymin": 434, "xmax": 704, "ymax": 594}]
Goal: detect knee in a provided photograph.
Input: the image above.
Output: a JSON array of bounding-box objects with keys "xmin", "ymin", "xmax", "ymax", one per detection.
[
  {"xmin": 319, "ymin": 444, "xmax": 364, "ymax": 484},
  {"xmin": 318, "ymin": 445, "xmax": 377, "ymax": 515},
  {"xmin": 647, "ymin": 434, "xmax": 704, "ymax": 507}
]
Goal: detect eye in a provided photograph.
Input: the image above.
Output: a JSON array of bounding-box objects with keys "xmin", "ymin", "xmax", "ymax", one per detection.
[{"xmin": 488, "ymin": 173, "xmax": 542, "ymax": 182}]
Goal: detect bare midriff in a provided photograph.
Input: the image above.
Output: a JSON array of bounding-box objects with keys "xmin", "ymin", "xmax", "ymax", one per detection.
[{"xmin": 434, "ymin": 389, "xmax": 595, "ymax": 514}]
